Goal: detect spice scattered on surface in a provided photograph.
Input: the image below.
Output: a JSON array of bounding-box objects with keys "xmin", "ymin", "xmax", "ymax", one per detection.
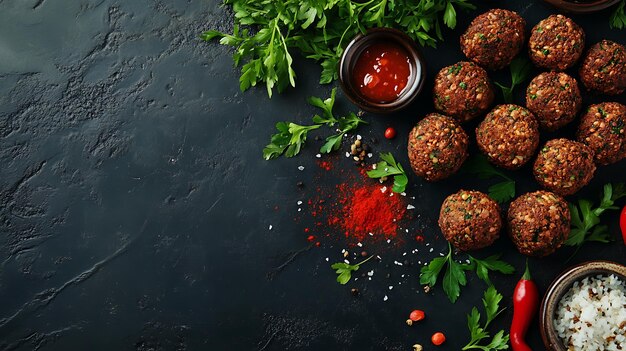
[
  {"xmin": 431, "ymin": 332, "xmax": 446, "ymax": 346},
  {"xmin": 384, "ymin": 127, "xmax": 397, "ymax": 139},
  {"xmin": 409, "ymin": 309, "xmax": 425, "ymax": 322}
]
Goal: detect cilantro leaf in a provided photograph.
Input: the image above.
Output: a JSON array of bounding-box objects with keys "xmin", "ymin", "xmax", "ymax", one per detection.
[
  {"xmin": 367, "ymin": 152, "xmax": 409, "ymax": 193},
  {"xmin": 331, "ymin": 256, "xmax": 374, "ymax": 285},
  {"xmin": 566, "ymin": 183, "xmax": 626, "ymax": 246}
]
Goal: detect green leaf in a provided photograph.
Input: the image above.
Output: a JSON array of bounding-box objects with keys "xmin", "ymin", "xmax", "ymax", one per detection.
[
  {"xmin": 463, "ymin": 286, "xmax": 509, "ymax": 350},
  {"xmin": 200, "ymin": 30, "xmax": 224, "ymax": 41},
  {"xmin": 443, "ymin": 2, "xmax": 457, "ymax": 29},
  {"xmin": 443, "ymin": 259, "xmax": 467, "ymax": 303},
  {"xmin": 470, "ymin": 255, "xmax": 515, "ymax": 285},
  {"xmin": 320, "ymin": 133, "xmax": 343, "ymax": 154},
  {"xmin": 392, "ymin": 174, "xmax": 408, "ymax": 193},
  {"xmin": 308, "ymin": 87, "xmax": 336, "ymax": 120},
  {"xmin": 483, "ymin": 285, "xmax": 503, "ymax": 325},
  {"xmin": 610, "ymin": 0, "xmax": 626, "ymax": 29},
  {"xmin": 510, "ymin": 56, "xmax": 532, "ymax": 86},
  {"xmin": 331, "ymin": 256, "xmax": 373, "ymax": 285},
  {"xmin": 488, "ymin": 180, "xmax": 516, "ymax": 204},
  {"xmin": 420, "ymin": 256, "xmax": 447, "ymax": 287}
]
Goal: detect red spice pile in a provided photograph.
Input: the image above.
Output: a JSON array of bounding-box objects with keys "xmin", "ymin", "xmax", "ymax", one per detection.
[{"xmin": 332, "ymin": 183, "xmax": 406, "ymax": 242}]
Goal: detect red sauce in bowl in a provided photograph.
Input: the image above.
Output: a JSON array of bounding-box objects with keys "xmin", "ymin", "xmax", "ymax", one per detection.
[{"xmin": 353, "ymin": 42, "xmax": 412, "ymax": 103}]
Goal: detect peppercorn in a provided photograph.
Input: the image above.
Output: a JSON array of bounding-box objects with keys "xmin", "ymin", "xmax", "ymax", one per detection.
[
  {"xmin": 296, "ymin": 181, "xmax": 304, "ymax": 188},
  {"xmin": 351, "ymin": 288, "xmax": 359, "ymax": 296},
  {"xmin": 413, "ymin": 344, "xmax": 423, "ymax": 351},
  {"xmin": 360, "ymin": 251, "xmax": 368, "ymax": 257},
  {"xmin": 406, "ymin": 319, "xmax": 413, "ymax": 326}
]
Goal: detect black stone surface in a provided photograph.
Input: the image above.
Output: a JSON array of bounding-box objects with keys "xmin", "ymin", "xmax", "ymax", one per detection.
[{"xmin": 0, "ymin": 0, "xmax": 625, "ymax": 350}]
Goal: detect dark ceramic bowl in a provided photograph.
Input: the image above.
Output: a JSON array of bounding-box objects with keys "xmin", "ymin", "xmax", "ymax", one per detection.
[
  {"xmin": 542, "ymin": 0, "xmax": 622, "ymax": 13},
  {"xmin": 338, "ymin": 28, "xmax": 426, "ymax": 114},
  {"xmin": 539, "ymin": 260, "xmax": 626, "ymax": 351}
]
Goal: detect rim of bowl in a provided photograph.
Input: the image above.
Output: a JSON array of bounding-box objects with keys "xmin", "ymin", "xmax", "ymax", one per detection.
[
  {"xmin": 338, "ymin": 28, "xmax": 426, "ymax": 114},
  {"xmin": 539, "ymin": 260, "xmax": 626, "ymax": 351},
  {"xmin": 541, "ymin": 0, "xmax": 622, "ymax": 13}
]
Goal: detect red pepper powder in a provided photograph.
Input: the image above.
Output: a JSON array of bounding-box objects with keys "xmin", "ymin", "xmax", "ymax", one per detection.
[{"xmin": 330, "ymin": 182, "xmax": 406, "ymax": 242}]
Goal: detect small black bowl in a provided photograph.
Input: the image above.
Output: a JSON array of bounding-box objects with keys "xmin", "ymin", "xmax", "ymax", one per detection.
[
  {"xmin": 338, "ymin": 28, "xmax": 426, "ymax": 114},
  {"xmin": 542, "ymin": 0, "xmax": 622, "ymax": 13}
]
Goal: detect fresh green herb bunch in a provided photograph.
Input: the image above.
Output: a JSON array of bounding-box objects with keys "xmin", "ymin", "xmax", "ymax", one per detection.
[{"xmin": 203, "ymin": 0, "xmax": 476, "ymax": 97}]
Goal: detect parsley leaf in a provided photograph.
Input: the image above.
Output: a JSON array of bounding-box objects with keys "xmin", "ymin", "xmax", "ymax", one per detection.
[
  {"xmin": 462, "ymin": 286, "xmax": 510, "ymax": 351},
  {"xmin": 566, "ymin": 183, "xmax": 626, "ymax": 246},
  {"xmin": 419, "ymin": 244, "xmax": 514, "ymax": 303},
  {"xmin": 367, "ymin": 152, "xmax": 409, "ymax": 193},
  {"xmin": 470, "ymin": 255, "xmax": 515, "ymax": 286},
  {"xmin": 331, "ymin": 256, "xmax": 374, "ymax": 285},
  {"xmin": 263, "ymin": 88, "xmax": 366, "ymax": 159},
  {"xmin": 462, "ymin": 155, "xmax": 516, "ymax": 203},
  {"xmin": 204, "ymin": 0, "xmax": 477, "ymax": 97},
  {"xmin": 494, "ymin": 56, "xmax": 532, "ymax": 103},
  {"xmin": 610, "ymin": 0, "xmax": 626, "ymax": 29}
]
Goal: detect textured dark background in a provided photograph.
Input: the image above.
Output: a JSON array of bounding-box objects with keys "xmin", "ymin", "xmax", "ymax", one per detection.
[{"xmin": 0, "ymin": 0, "xmax": 624, "ymax": 350}]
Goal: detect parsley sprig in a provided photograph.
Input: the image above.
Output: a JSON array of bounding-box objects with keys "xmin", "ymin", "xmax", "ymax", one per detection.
[
  {"xmin": 494, "ymin": 56, "xmax": 532, "ymax": 103},
  {"xmin": 462, "ymin": 286, "xmax": 510, "ymax": 351},
  {"xmin": 366, "ymin": 152, "xmax": 409, "ymax": 193},
  {"xmin": 566, "ymin": 183, "xmax": 626, "ymax": 246},
  {"xmin": 420, "ymin": 243, "xmax": 514, "ymax": 303},
  {"xmin": 610, "ymin": 0, "xmax": 626, "ymax": 29},
  {"xmin": 462, "ymin": 155, "xmax": 516, "ymax": 204},
  {"xmin": 331, "ymin": 255, "xmax": 374, "ymax": 285},
  {"xmin": 204, "ymin": 0, "xmax": 476, "ymax": 97},
  {"xmin": 263, "ymin": 88, "xmax": 366, "ymax": 160}
]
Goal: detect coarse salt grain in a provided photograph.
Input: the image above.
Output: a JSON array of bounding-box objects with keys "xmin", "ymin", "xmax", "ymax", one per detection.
[
  {"xmin": 297, "ymin": 201, "xmax": 303, "ymax": 205},
  {"xmin": 367, "ymin": 153, "xmax": 373, "ymax": 158},
  {"xmin": 401, "ymin": 192, "xmax": 407, "ymax": 196},
  {"xmin": 383, "ymin": 295, "xmax": 388, "ymax": 301},
  {"xmin": 367, "ymin": 270, "xmax": 374, "ymax": 276},
  {"xmin": 357, "ymin": 242, "xmax": 363, "ymax": 247},
  {"xmin": 316, "ymin": 154, "xmax": 321, "ymax": 158},
  {"xmin": 345, "ymin": 152, "xmax": 350, "ymax": 158},
  {"xmin": 269, "ymin": 225, "xmax": 273, "ymax": 230},
  {"xmin": 297, "ymin": 166, "xmax": 305, "ymax": 171},
  {"xmin": 357, "ymin": 135, "xmax": 362, "ymax": 140},
  {"xmin": 389, "ymin": 286, "xmax": 393, "ymax": 290},
  {"xmin": 407, "ymin": 204, "xmax": 415, "ymax": 210},
  {"xmin": 380, "ymin": 186, "xmax": 387, "ymax": 193}
]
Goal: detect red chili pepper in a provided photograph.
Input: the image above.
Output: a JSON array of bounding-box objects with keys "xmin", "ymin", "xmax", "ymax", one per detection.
[
  {"xmin": 619, "ymin": 206, "xmax": 626, "ymax": 245},
  {"xmin": 510, "ymin": 262, "xmax": 539, "ymax": 351}
]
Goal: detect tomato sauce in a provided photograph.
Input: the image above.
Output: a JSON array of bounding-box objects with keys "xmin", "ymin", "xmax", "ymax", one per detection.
[{"xmin": 353, "ymin": 42, "xmax": 412, "ymax": 103}]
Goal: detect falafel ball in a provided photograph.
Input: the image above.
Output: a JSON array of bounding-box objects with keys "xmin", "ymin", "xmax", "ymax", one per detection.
[
  {"xmin": 407, "ymin": 113, "xmax": 469, "ymax": 182},
  {"xmin": 528, "ymin": 15, "xmax": 585, "ymax": 70},
  {"xmin": 439, "ymin": 190, "xmax": 502, "ymax": 251},
  {"xmin": 507, "ymin": 191, "xmax": 570, "ymax": 257},
  {"xmin": 476, "ymin": 104, "xmax": 540, "ymax": 170},
  {"xmin": 525, "ymin": 72, "xmax": 582, "ymax": 131},
  {"xmin": 433, "ymin": 61, "xmax": 495, "ymax": 122},
  {"xmin": 579, "ymin": 40, "xmax": 626, "ymax": 95},
  {"xmin": 533, "ymin": 138, "xmax": 596, "ymax": 196},
  {"xmin": 577, "ymin": 102, "xmax": 626, "ymax": 165},
  {"xmin": 460, "ymin": 9, "xmax": 526, "ymax": 70}
]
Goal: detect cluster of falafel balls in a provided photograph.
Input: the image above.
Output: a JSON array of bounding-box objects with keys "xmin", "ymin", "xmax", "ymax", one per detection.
[{"xmin": 406, "ymin": 9, "xmax": 626, "ymax": 257}]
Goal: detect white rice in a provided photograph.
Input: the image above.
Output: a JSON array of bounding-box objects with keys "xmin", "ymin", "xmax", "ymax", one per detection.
[{"xmin": 554, "ymin": 274, "xmax": 626, "ymax": 351}]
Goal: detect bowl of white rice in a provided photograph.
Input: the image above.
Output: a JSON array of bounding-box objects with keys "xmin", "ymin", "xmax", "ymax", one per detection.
[{"xmin": 540, "ymin": 260, "xmax": 626, "ymax": 351}]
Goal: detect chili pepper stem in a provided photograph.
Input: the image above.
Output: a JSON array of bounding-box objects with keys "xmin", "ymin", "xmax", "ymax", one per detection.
[{"xmin": 522, "ymin": 260, "xmax": 532, "ymax": 280}]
